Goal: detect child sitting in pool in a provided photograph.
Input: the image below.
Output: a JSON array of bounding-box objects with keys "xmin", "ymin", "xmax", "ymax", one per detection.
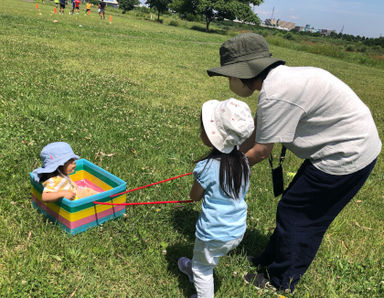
[{"xmin": 32, "ymin": 142, "xmax": 99, "ymax": 202}]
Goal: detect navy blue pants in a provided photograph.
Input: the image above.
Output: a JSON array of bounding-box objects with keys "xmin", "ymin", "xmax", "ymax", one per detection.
[{"xmin": 255, "ymin": 159, "xmax": 377, "ymax": 291}]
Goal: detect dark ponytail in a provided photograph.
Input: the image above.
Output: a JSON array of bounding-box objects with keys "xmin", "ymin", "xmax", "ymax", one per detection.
[
  {"xmin": 219, "ymin": 147, "xmax": 249, "ymax": 199},
  {"xmin": 196, "ymin": 147, "xmax": 249, "ymax": 199}
]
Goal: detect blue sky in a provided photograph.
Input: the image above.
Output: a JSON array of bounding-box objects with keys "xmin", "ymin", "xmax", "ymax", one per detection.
[
  {"xmin": 251, "ymin": 0, "xmax": 383, "ymax": 38},
  {"xmin": 139, "ymin": 0, "xmax": 383, "ymax": 38}
]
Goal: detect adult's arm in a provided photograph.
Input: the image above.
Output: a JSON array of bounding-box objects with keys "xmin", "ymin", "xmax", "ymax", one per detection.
[
  {"xmin": 240, "ymin": 116, "xmax": 274, "ymax": 166},
  {"xmin": 240, "ymin": 117, "xmax": 257, "ymax": 153},
  {"xmin": 246, "ymin": 143, "xmax": 274, "ymax": 166}
]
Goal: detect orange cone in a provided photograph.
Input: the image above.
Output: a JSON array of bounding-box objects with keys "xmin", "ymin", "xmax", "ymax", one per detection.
[
  {"xmin": 88, "ymin": 10, "xmax": 90, "ymax": 15},
  {"xmin": 36, "ymin": 3, "xmax": 39, "ymax": 9},
  {"xmin": 109, "ymin": 15, "xmax": 112, "ymax": 24},
  {"xmin": 54, "ymin": 7, "xmax": 57, "ymax": 14}
]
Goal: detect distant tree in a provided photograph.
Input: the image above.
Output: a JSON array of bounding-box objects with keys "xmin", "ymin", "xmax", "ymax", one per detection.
[
  {"xmin": 172, "ymin": 0, "xmax": 263, "ymax": 32},
  {"xmin": 363, "ymin": 37, "xmax": 384, "ymax": 48},
  {"xmin": 199, "ymin": 0, "xmax": 262, "ymax": 32},
  {"xmin": 119, "ymin": 0, "xmax": 139, "ymax": 13},
  {"xmin": 146, "ymin": 0, "xmax": 172, "ymax": 21},
  {"xmin": 329, "ymin": 31, "xmax": 338, "ymax": 38},
  {"xmin": 169, "ymin": 0, "xmax": 199, "ymax": 20}
]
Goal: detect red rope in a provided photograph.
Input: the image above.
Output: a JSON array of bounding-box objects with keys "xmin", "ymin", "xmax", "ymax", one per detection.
[
  {"xmin": 110, "ymin": 172, "xmax": 192, "ymax": 198},
  {"xmin": 94, "ymin": 200, "xmax": 193, "ymax": 206},
  {"xmin": 93, "ymin": 172, "xmax": 193, "ymax": 206}
]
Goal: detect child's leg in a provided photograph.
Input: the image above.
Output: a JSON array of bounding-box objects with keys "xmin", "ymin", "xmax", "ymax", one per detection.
[{"xmin": 192, "ymin": 237, "xmax": 242, "ymax": 298}]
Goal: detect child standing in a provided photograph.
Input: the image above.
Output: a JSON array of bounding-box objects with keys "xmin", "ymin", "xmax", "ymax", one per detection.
[
  {"xmin": 178, "ymin": 98, "xmax": 254, "ymax": 297},
  {"xmin": 32, "ymin": 142, "xmax": 98, "ymax": 202},
  {"xmin": 70, "ymin": 0, "xmax": 75, "ymax": 14},
  {"xmin": 98, "ymin": 0, "xmax": 106, "ymax": 19},
  {"xmin": 85, "ymin": 2, "xmax": 91, "ymax": 14},
  {"xmin": 74, "ymin": 0, "xmax": 81, "ymax": 14},
  {"xmin": 59, "ymin": 0, "xmax": 66, "ymax": 14}
]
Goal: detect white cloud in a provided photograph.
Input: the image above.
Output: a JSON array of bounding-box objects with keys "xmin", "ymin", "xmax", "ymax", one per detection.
[{"xmin": 252, "ymin": 8, "xmax": 271, "ymax": 18}]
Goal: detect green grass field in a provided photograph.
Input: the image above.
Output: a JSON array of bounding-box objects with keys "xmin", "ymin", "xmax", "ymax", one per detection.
[{"xmin": 1, "ymin": 0, "xmax": 383, "ymax": 296}]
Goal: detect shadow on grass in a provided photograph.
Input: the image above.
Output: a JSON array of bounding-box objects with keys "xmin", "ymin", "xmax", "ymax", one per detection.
[
  {"xmin": 237, "ymin": 228, "xmax": 272, "ymax": 259},
  {"xmin": 166, "ymin": 208, "xmax": 197, "ymax": 296},
  {"xmin": 190, "ymin": 25, "xmax": 228, "ymax": 35},
  {"xmin": 165, "ymin": 243, "xmax": 195, "ymax": 297},
  {"xmin": 170, "ymin": 207, "xmax": 199, "ymax": 241},
  {"xmin": 166, "ymin": 243, "xmax": 222, "ymax": 297}
]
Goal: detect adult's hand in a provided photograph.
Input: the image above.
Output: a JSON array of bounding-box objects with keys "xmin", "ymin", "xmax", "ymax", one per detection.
[{"xmin": 246, "ymin": 143, "xmax": 274, "ymax": 166}]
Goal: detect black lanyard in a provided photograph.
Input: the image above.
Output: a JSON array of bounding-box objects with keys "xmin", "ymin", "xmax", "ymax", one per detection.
[
  {"xmin": 269, "ymin": 146, "xmax": 286, "ymax": 168},
  {"xmin": 268, "ymin": 146, "xmax": 286, "ymax": 197}
]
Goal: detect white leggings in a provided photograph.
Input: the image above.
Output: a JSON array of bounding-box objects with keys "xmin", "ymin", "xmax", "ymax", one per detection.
[{"xmin": 192, "ymin": 236, "xmax": 243, "ymax": 298}]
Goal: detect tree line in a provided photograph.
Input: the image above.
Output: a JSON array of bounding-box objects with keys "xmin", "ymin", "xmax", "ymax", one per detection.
[
  {"xmin": 293, "ymin": 30, "xmax": 384, "ymax": 49},
  {"xmin": 119, "ymin": 0, "xmax": 263, "ymax": 32},
  {"xmin": 118, "ymin": 0, "xmax": 383, "ymax": 47}
]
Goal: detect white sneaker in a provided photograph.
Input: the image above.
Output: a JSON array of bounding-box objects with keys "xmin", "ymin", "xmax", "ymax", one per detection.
[{"xmin": 178, "ymin": 257, "xmax": 193, "ymax": 283}]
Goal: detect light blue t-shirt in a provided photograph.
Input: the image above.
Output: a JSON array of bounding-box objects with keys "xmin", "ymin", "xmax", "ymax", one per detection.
[{"xmin": 194, "ymin": 158, "xmax": 249, "ymax": 242}]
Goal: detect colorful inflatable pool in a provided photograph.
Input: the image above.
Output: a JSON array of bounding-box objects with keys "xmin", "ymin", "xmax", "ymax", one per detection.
[{"xmin": 30, "ymin": 159, "xmax": 127, "ymax": 235}]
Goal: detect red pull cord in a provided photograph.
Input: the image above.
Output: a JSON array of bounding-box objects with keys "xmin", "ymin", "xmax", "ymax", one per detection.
[{"xmin": 93, "ymin": 172, "xmax": 193, "ymax": 206}]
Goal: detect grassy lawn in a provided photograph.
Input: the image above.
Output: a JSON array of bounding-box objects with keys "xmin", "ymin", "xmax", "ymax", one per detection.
[{"xmin": 0, "ymin": 0, "xmax": 383, "ymax": 296}]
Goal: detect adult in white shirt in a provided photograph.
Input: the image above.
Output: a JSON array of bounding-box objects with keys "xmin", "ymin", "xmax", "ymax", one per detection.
[{"xmin": 207, "ymin": 33, "xmax": 382, "ymax": 292}]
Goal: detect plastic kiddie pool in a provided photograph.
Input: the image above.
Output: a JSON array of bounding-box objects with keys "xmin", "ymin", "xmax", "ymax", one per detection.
[{"xmin": 30, "ymin": 159, "xmax": 127, "ymax": 235}]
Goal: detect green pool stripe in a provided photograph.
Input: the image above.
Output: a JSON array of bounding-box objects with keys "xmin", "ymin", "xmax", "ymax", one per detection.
[{"xmin": 73, "ymin": 163, "xmax": 119, "ymax": 188}]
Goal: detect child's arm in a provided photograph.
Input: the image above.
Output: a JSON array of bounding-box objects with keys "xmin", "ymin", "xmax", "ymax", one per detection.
[
  {"xmin": 189, "ymin": 180, "xmax": 204, "ymax": 201},
  {"xmin": 42, "ymin": 190, "xmax": 76, "ymax": 202}
]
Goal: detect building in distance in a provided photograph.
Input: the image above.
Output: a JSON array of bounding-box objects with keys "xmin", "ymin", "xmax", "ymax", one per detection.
[
  {"xmin": 263, "ymin": 18, "xmax": 296, "ymax": 31},
  {"xmin": 295, "ymin": 24, "xmax": 336, "ymax": 35},
  {"xmin": 262, "ymin": 18, "xmax": 336, "ymax": 36}
]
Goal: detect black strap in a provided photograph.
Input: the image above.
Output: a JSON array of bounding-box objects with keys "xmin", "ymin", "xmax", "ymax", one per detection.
[{"xmin": 269, "ymin": 146, "xmax": 286, "ymax": 168}]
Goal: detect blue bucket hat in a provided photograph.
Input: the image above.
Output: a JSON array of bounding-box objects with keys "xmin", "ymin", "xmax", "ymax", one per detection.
[{"xmin": 32, "ymin": 142, "xmax": 80, "ymax": 183}]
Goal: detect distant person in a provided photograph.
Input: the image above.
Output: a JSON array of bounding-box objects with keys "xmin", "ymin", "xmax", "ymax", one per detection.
[
  {"xmin": 32, "ymin": 142, "xmax": 99, "ymax": 202},
  {"xmin": 177, "ymin": 99, "xmax": 254, "ymax": 297},
  {"xmin": 98, "ymin": 0, "xmax": 106, "ymax": 19},
  {"xmin": 206, "ymin": 32, "xmax": 382, "ymax": 292},
  {"xmin": 85, "ymin": 1, "xmax": 91, "ymax": 14},
  {"xmin": 70, "ymin": 0, "xmax": 75, "ymax": 14},
  {"xmin": 74, "ymin": 0, "xmax": 81, "ymax": 14},
  {"xmin": 59, "ymin": 0, "xmax": 66, "ymax": 14}
]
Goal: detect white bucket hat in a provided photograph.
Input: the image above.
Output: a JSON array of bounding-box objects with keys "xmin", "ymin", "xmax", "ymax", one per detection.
[{"xmin": 202, "ymin": 98, "xmax": 254, "ymax": 153}]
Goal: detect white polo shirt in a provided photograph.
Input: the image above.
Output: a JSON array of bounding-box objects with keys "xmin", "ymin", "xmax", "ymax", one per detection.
[{"xmin": 256, "ymin": 65, "xmax": 381, "ymax": 175}]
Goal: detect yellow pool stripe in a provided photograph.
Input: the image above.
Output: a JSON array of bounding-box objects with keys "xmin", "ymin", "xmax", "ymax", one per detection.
[
  {"xmin": 31, "ymin": 187, "xmax": 126, "ymax": 222},
  {"xmin": 70, "ymin": 170, "xmax": 113, "ymax": 191}
]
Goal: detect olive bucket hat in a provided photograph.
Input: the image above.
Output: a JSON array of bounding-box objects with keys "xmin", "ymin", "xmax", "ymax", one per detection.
[{"xmin": 207, "ymin": 33, "xmax": 285, "ymax": 79}]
